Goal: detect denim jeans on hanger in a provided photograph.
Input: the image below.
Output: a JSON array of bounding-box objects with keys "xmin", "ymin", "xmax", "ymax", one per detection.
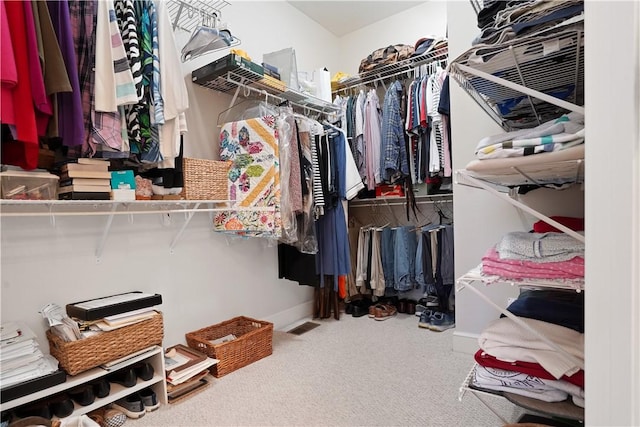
[{"xmin": 394, "ymin": 226, "xmax": 417, "ymax": 291}]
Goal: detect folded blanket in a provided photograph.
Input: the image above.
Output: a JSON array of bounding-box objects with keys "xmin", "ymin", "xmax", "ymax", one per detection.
[
  {"xmin": 474, "ymin": 349, "xmax": 584, "ymax": 388},
  {"xmin": 473, "ymin": 364, "xmax": 584, "ymax": 402},
  {"xmin": 482, "ymin": 247, "xmax": 584, "ymax": 279},
  {"xmin": 496, "ymin": 232, "xmax": 584, "ymax": 263},
  {"xmin": 479, "ymin": 316, "xmax": 584, "ymax": 379}
]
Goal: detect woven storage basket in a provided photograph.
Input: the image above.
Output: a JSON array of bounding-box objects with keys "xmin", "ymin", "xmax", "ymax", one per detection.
[
  {"xmin": 47, "ymin": 312, "xmax": 164, "ymax": 376},
  {"xmin": 185, "ymin": 316, "xmax": 273, "ymax": 378},
  {"xmin": 182, "ymin": 157, "xmax": 231, "ymax": 200}
]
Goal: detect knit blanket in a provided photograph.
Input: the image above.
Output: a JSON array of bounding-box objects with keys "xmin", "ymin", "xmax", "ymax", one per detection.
[
  {"xmin": 482, "ymin": 246, "xmax": 584, "ymax": 279},
  {"xmin": 496, "ymin": 231, "xmax": 584, "ymax": 263}
]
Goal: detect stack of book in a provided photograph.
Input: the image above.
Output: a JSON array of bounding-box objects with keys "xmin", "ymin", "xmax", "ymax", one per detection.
[
  {"xmin": 164, "ymin": 344, "xmax": 218, "ymax": 403},
  {"xmin": 1, "ymin": 322, "xmax": 60, "ymax": 390},
  {"xmin": 58, "ymin": 159, "xmax": 111, "ymax": 200}
]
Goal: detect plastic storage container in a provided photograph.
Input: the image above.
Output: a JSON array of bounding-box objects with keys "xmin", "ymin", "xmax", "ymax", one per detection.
[{"xmin": 0, "ymin": 170, "xmax": 59, "ymax": 200}]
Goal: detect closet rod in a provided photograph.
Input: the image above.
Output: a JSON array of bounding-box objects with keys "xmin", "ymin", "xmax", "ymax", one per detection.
[
  {"xmin": 0, "ymin": 206, "xmax": 276, "ymax": 218},
  {"xmin": 337, "ymin": 60, "xmax": 448, "ymax": 95},
  {"xmin": 349, "ymin": 198, "xmax": 452, "ymax": 208}
]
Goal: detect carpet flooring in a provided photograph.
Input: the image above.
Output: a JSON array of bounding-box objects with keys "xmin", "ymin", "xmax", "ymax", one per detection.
[{"xmin": 131, "ymin": 313, "xmax": 520, "ymax": 426}]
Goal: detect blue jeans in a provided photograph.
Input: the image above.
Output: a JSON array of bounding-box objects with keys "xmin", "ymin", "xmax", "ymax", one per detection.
[
  {"xmin": 394, "ymin": 226, "xmax": 417, "ymax": 291},
  {"xmin": 381, "ymin": 227, "xmax": 395, "ymax": 288}
]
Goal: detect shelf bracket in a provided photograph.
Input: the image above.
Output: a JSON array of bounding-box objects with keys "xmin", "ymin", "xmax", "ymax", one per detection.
[
  {"xmin": 169, "ymin": 202, "xmax": 201, "ymax": 253},
  {"xmin": 458, "ymin": 280, "xmax": 585, "ymax": 369},
  {"xmin": 95, "ymin": 203, "xmax": 119, "ymax": 262},
  {"xmin": 456, "ymin": 171, "xmax": 585, "ymax": 243},
  {"xmin": 454, "ymin": 63, "xmax": 585, "ymax": 115}
]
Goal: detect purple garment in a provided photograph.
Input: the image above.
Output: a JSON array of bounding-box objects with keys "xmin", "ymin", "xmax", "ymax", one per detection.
[
  {"xmin": 67, "ymin": 0, "xmax": 98, "ymax": 155},
  {"xmin": 47, "ymin": 0, "xmax": 84, "ymax": 146}
]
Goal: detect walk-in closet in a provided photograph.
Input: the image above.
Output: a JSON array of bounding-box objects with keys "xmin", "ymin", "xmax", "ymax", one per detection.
[{"xmin": 1, "ymin": 1, "xmax": 638, "ymax": 426}]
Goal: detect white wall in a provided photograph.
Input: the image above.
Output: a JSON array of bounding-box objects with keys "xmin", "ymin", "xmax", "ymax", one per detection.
[
  {"xmin": 336, "ymin": 1, "xmax": 447, "ymax": 76},
  {"xmin": 447, "ymin": 1, "xmax": 585, "ymax": 353},
  {"xmin": 584, "ymin": 1, "xmax": 640, "ymax": 425},
  {"xmin": 0, "ymin": 1, "xmax": 344, "ymax": 352}
]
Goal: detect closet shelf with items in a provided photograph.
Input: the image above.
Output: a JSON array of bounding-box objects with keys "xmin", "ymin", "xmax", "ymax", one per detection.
[
  {"xmin": 191, "ymin": 56, "xmax": 339, "ymax": 116},
  {"xmin": 452, "ymin": 1, "xmax": 586, "ymax": 423},
  {"xmin": 0, "ymin": 346, "xmax": 167, "ymax": 420},
  {"xmin": 348, "ymin": 193, "xmax": 452, "ymax": 208},
  {"xmin": 333, "ymin": 40, "xmax": 449, "ymax": 92},
  {"xmin": 458, "ymin": 363, "xmax": 584, "ymax": 425},
  {"xmin": 448, "ymin": 17, "xmax": 584, "ymax": 131}
]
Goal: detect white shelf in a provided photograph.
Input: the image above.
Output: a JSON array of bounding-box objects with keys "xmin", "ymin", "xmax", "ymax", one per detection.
[
  {"xmin": 449, "ymin": 21, "xmax": 584, "ymax": 131},
  {"xmin": 0, "ymin": 346, "xmax": 167, "ymax": 415},
  {"xmin": 348, "ymin": 193, "xmax": 452, "ymax": 208},
  {"xmin": 333, "ymin": 40, "xmax": 449, "ymax": 92},
  {"xmin": 456, "ymin": 272, "xmax": 584, "ymax": 369},
  {"xmin": 459, "ymin": 363, "xmax": 584, "ymax": 422},
  {"xmin": 458, "ymin": 265, "xmax": 584, "ymax": 292},
  {"xmin": 193, "ymin": 68, "xmax": 339, "ymax": 116},
  {"xmin": 455, "ymin": 169, "xmax": 584, "ymax": 243},
  {"xmin": 457, "ymin": 159, "xmax": 584, "ymax": 189},
  {"xmin": 0, "ymin": 200, "xmax": 276, "ymax": 259}
]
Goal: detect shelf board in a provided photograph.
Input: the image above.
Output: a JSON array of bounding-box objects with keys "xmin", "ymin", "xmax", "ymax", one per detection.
[
  {"xmin": 449, "ymin": 21, "xmax": 583, "ymax": 131},
  {"xmin": 457, "ymin": 265, "xmax": 584, "ymax": 292},
  {"xmin": 334, "ymin": 40, "xmax": 449, "ymax": 92},
  {"xmin": 457, "ymin": 158, "xmax": 584, "ymax": 189},
  {"xmin": 193, "ymin": 69, "xmax": 339, "ymax": 115},
  {"xmin": 348, "ymin": 193, "xmax": 452, "ymax": 208},
  {"xmin": 0, "ymin": 346, "xmax": 162, "ymax": 412},
  {"xmin": 460, "ymin": 363, "xmax": 584, "ymax": 422}
]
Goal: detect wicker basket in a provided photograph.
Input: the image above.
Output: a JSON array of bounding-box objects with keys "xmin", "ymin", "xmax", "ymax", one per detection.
[
  {"xmin": 47, "ymin": 313, "xmax": 164, "ymax": 376},
  {"xmin": 185, "ymin": 316, "xmax": 273, "ymax": 378},
  {"xmin": 182, "ymin": 157, "xmax": 231, "ymax": 200}
]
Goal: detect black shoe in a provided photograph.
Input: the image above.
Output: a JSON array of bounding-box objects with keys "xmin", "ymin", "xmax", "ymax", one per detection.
[
  {"xmin": 15, "ymin": 401, "xmax": 52, "ymax": 420},
  {"xmin": 47, "ymin": 394, "xmax": 74, "ymax": 418},
  {"xmin": 351, "ymin": 298, "xmax": 372, "ymax": 318},
  {"xmin": 68, "ymin": 384, "xmax": 95, "ymax": 406},
  {"xmin": 133, "ymin": 362, "xmax": 154, "ymax": 382},
  {"xmin": 107, "ymin": 368, "xmax": 137, "ymax": 388},
  {"xmin": 90, "ymin": 377, "xmax": 111, "ymax": 398},
  {"xmin": 138, "ymin": 388, "xmax": 159, "ymax": 412}
]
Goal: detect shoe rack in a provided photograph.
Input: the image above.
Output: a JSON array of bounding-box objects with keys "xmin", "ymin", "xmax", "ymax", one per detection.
[{"xmin": 0, "ymin": 346, "xmax": 167, "ymax": 420}]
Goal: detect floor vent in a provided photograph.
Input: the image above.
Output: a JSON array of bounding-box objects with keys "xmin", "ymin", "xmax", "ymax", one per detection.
[{"xmin": 287, "ymin": 322, "xmax": 321, "ymax": 335}]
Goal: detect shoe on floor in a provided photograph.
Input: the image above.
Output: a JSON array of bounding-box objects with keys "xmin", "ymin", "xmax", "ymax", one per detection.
[
  {"xmin": 418, "ymin": 310, "xmax": 435, "ymax": 329},
  {"xmin": 428, "ymin": 312, "xmax": 455, "ymax": 332},
  {"xmin": 112, "ymin": 393, "xmax": 145, "ymax": 419},
  {"xmin": 139, "ymin": 388, "xmax": 159, "ymax": 412},
  {"xmin": 373, "ymin": 304, "xmax": 397, "ymax": 321}
]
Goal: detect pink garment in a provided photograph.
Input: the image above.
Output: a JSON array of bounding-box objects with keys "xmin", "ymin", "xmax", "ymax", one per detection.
[
  {"xmin": 482, "ymin": 246, "xmax": 584, "ymax": 280},
  {"xmin": 1, "ymin": 0, "xmax": 39, "ymax": 170},
  {"xmin": 23, "ymin": 0, "xmax": 52, "ymax": 136},
  {"xmin": 1, "ymin": 0, "xmax": 18, "ymax": 121},
  {"xmin": 364, "ymin": 90, "xmax": 382, "ymax": 187}
]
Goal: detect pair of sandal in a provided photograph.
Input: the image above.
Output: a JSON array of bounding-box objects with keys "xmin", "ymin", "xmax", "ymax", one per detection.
[{"xmin": 368, "ymin": 303, "xmax": 397, "ymax": 321}]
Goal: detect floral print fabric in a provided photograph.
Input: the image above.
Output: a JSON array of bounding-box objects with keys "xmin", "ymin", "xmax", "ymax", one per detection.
[{"xmin": 214, "ymin": 115, "xmax": 281, "ymax": 238}]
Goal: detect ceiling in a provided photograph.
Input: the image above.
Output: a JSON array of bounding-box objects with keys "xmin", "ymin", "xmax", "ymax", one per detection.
[{"xmin": 287, "ymin": 1, "xmax": 426, "ymax": 37}]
